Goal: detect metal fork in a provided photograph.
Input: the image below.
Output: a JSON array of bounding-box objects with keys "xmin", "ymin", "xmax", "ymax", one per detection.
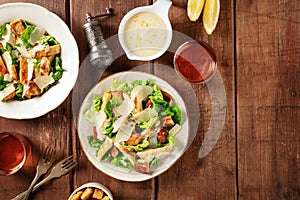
[
  {"xmin": 11, "ymin": 155, "xmax": 77, "ymax": 200},
  {"xmin": 22, "ymin": 147, "xmax": 56, "ymax": 200}
]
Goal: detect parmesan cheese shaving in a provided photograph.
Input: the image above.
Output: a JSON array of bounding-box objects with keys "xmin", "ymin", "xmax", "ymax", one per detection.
[
  {"xmin": 28, "ymin": 26, "xmax": 45, "ymax": 45},
  {"xmin": 0, "ymin": 24, "xmax": 15, "ymax": 47},
  {"xmin": 169, "ymin": 124, "xmax": 181, "ymax": 136},
  {"xmin": 114, "ymin": 124, "xmax": 135, "ymax": 143},
  {"xmin": 33, "ymin": 75, "xmax": 55, "ymax": 90},
  {"xmin": 0, "ymin": 83, "xmax": 15, "ymax": 100},
  {"xmin": 133, "ymin": 107, "xmax": 157, "ymax": 123},
  {"xmin": 2, "ymin": 52, "xmax": 13, "ymax": 79},
  {"xmin": 22, "ymin": 85, "xmax": 30, "ymax": 97},
  {"xmin": 27, "ymin": 59, "xmax": 34, "ymax": 81},
  {"xmin": 95, "ymin": 109, "xmax": 107, "ymax": 130}
]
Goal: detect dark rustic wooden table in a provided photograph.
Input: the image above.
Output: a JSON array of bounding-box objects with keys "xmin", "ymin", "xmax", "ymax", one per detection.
[{"xmin": 0, "ymin": 0, "xmax": 299, "ymax": 199}]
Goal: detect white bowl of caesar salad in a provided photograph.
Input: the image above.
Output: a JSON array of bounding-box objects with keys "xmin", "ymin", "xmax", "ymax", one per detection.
[
  {"xmin": 77, "ymin": 71, "xmax": 189, "ymax": 182},
  {"xmin": 0, "ymin": 3, "xmax": 79, "ymax": 119}
]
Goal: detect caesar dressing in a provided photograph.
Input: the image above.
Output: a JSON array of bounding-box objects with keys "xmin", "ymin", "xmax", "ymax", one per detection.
[{"xmin": 123, "ymin": 12, "xmax": 168, "ymax": 57}]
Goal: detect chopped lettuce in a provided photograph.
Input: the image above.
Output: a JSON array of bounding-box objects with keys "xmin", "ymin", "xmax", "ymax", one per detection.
[
  {"xmin": 131, "ymin": 80, "xmax": 143, "ymax": 87},
  {"xmin": 160, "ymin": 106, "xmax": 182, "ymax": 125},
  {"xmin": 104, "ymin": 101, "xmax": 114, "ymax": 120},
  {"xmin": 15, "ymin": 83, "xmax": 25, "ymax": 101},
  {"xmin": 157, "ymin": 134, "xmax": 175, "ymax": 147},
  {"xmin": 111, "ymin": 79, "xmax": 132, "ymax": 93},
  {"xmin": 51, "ymin": 56, "xmax": 63, "ymax": 81},
  {"xmin": 110, "ymin": 96, "xmax": 122, "ymax": 108},
  {"xmin": 124, "ymin": 139, "xmax": 149, "ymax": 152},
  {"xmin": 87, "ymin": 136, "xmax": 106, "ymax": 157},
  {"xmin": 20, "ymin": 25, "xmax": 36, "ymax": 48},
  {"xmin": 0, "ymin": 23, "xmax": 8, "ymax": 39},
  {"xmin": 87, "ymin": 135, "xmax": 104, "ymax": 148},
  {"xmin": 104, "ymin": 121, "xmax": 113, "ymax": 135},
  {"xmin": 150, "ymin": 157, "xmax": 160, "ymax": 168},
  {"xmin": 138, "ymin": 116, "xmax": 158, "ymax": 129},
  {"xmin": 102, "ymin": 152, "xmax": 112, "ymax": 161},
  {"xmin": 2, "ymin": 44, "xmax": 18, "ymax": 66},
  {"xmin": 142, "ymin": 79, "xmax": 155, "ymax": 86},
  {"xmin": 0, "ymin": 76, "xmax": 10, "ymax": 91},
  {"xmin": 93, "ymin": 97, "xmax": 102, "ymax": 112},
  {"xmin": 112, "ymin": 154, "xmax": 133, "ymax": 168},
  {"xmin": 151, "ymin": 84, "xmax": 164, "ymax": 100},
  {"xmin": 167, "ymin": 134, "xmax": 175, "ymax": 146},
  {"xmin": 148, "ymin": 84, "xmax": 170, "ymax": 113},
  {"xmin": 37, "ymin": 35, "xmax": 59, "ymax": 46},
  {"xmin": 111, "ymin": 78, "xmax": 155, "ymax": 94},
  {"xmin": 150, "ymin": 96, "xmax": 169, "ymax": 113},
  {"xmin": 84, "ymin": 97, "xmax": 102, "ymax": 123}
]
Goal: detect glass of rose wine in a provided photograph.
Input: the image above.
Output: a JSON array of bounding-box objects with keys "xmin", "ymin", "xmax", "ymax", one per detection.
[{"xmin": 0, "ymin": 132, "xmax": 31, "ymax": 175}]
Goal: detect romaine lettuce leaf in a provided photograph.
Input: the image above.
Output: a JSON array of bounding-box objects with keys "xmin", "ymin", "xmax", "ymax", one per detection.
[
  {"xmin": 112, "ymin": 154, "xmax": 133, "ymax": 168},
  {"xmin": 87, "ymin": 135, "xmax": 104, "ymax": 148},
  {"xmin": 160, "ymin": 106, "xmax": 182, "ymax": 125},
  {"xmin": 111, "ymin": 79, "xmax": 132, "ymax": 93},
  {"xmin": 51, "ymin": 56, "xmax": 63, "ymax": 81},
  {"xmin": 104, "ymin": 101, "xmax": 114, "ymax": 120},
  {"xmin": 104, "ymin": 121, "xmax": 113, "ymax": 135},
  {"xmin": 20, "ymin": 25, "xmax": 35, "ymax": 48},
  {"xmin": 15, "ymin": 83, "xmax": 25, "ymax": 101},
  {"xmin": 110, "ymin": 96, "xmax": 122, "ymax": 108},
  {"xmin": 37, "ymin": 35, "xmax": 59, "ymax": 46},
  {"xmin": 84, "ymin": 97, "xmax": 102, "ymax": 123},
  {"xmin": 138, "ymin": 116, "xmax": 158, "ymax": 129},
  {"xmin": 0, "ymin": 23, "xmax": 8, "ymax": 40},
  {"xmin": 131, "ymin": 80, "xmax": 142, "ymax": 87},
  {"xmin": 0, "ymin": 76, "xmax": 9, "ymax": 91},
  {"xmin": 150, "ymin": 157, "xmax": 160, "ymax": 168}
]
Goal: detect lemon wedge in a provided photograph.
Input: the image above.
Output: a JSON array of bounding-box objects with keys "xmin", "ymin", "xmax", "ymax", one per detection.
[
  {"xmin": 187, "ymin": 0, "xmax": 206, "ymax": 22},
  {"xmin": 203, "ymin": 0, "xmax": 220, "ymax": 35}
]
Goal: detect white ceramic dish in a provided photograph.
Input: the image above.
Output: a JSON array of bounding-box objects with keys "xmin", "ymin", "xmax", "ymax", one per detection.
[
  {"xmin": 77, "ymin": 71, "xmax": 189, "ymax": 182},
  {"xmin": 0, "ymin": 3, "xmax": 79, "ymax": 119},
  {"xmin": 68, "ymin": 182, "xmax": 113, "ymax": 200},
  {"xmin": 118, "ymin": 0, "xmax": 172, "ymax": 61}
]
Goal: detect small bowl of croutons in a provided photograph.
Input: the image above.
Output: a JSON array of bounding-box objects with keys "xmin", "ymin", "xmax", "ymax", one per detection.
[{"xmin": 68, "ymin": 182, "xmax": 113, "ymax": 200}]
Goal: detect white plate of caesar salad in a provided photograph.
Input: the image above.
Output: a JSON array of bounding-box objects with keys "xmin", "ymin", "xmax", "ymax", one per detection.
[
  {"xmin": 77, "ymin": 71, "xmax": 189, "ymax": 182},
  {"xmin": 0, "ymin": 3, "xmax": 79, "ymax": 119}
]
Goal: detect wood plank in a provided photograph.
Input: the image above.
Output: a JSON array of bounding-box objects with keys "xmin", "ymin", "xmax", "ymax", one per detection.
[
  {"xmin": 70, "ymin": 1, "xmax": 155, "ymax": 199},
  {"xmin": 236, "ymin": 0, "xmax": 300, "ymax": 199},
  {"xmin": 0, "ymin": 0, "xmax": 72, "ymax": 199},
  {"xmin": 155, "ymin": 0, "xmax": 236, "ymax": 199}
]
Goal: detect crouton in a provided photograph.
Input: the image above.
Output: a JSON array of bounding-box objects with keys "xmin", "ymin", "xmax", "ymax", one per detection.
[
  {"xmin": 70, "ymin": 191, "xmax": 83, "ymax": 200},
  {"xmin": 92, "ymin": 188, "xmax": 104, "ymax": 199},
  {"xmin": 80, "ymin": 187, "xmax": 94, "ymax": 200}
]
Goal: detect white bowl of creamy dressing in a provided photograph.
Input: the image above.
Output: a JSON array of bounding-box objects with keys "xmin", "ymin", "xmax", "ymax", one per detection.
[{"xmin": 118, "ymin": 0, "xmax": 172, "ymax": 61}]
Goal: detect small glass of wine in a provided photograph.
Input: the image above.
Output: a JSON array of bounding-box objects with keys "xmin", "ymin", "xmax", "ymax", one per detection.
[
  {"xmin": 174, "ymin": 40, "xmax": 217, "ymax": 84},
  {"xmin": 0, "ymin": 132, "xmax": 31, "ymax": 175}
]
